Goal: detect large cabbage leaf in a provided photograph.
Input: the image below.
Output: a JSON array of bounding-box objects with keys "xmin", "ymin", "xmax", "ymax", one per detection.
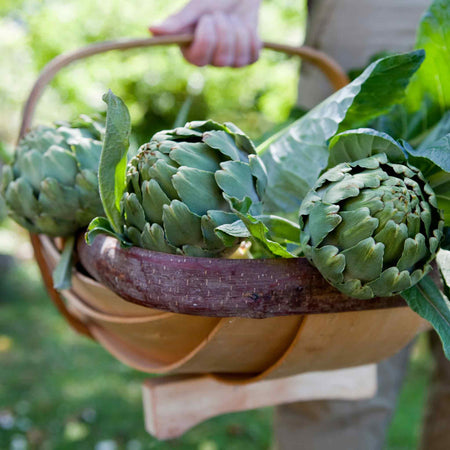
[
  {"xmin": 258, "ymin": 51, "xmax": 424, "ymax": 214},
  {"xmin": 402, "ymin": 276, "xmax": 450, "ymax": 360}
]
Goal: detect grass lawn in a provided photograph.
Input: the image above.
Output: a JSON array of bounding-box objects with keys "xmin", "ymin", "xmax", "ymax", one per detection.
[{"xmin": 0, "ymin": 250, "xmax": 433, "ymax": 449}]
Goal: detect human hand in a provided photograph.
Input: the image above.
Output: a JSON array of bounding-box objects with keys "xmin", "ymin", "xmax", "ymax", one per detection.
[{"xmin": 150, "ymin": 0, "xmax": 262, "ymax": 67}]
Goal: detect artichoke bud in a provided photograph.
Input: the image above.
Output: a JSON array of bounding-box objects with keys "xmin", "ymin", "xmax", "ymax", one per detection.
[
  {"xmin": 121, "ymin": 120, "xmax": 267, "ymax": 257},
  {"xmin": 1, "ymin": 117, "xmax": 105, "ymax": 237},
  {"xmin": 300, "ymin": 154, "xmax": 444, "ymax": 299}
]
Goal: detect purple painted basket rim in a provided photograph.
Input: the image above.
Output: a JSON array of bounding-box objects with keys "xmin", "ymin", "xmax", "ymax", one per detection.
[{"xmin": 76, "ymin": 234, "xmax": 408, "ymax": 319}]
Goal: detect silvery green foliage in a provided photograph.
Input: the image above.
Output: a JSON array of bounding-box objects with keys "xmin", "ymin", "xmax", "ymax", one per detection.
[
  {"xmin": 121, "ymin": 120, "xmax": 267, "ymax": 257},
  {"xmin": 1, "ymin": 116, "xmax": 104, "ymax": 236},
  {"xmin": 300, "ymin": 154, "xmax": 444, "ymax": 299}
]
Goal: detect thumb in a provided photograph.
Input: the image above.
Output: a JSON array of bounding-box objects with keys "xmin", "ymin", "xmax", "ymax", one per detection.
[{"xmin": 150, "ymin": 6, "xmax": 202, "ymax": 35}]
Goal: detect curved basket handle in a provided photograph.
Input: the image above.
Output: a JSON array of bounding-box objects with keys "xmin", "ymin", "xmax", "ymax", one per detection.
[
  {"xmin": 23, "ymin": 34, "xmax": 349, "ymax": 339},
  {"xmin": 19, "ymin": 34, "xmax": 349, "ymax": 138}
]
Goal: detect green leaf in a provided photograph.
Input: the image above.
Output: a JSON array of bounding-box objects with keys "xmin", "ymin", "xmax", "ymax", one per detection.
[
  {"xmin": 405, "ymin": 133, "xmax": 450, "ymax": 173},
  {"xmin": 417, "ymin": 111, "xmax": 450, "ymax": 150},
  {"xmin": 328, "ymin": 128, "xmax": 406, "ymax": 167},
  {"xmin": 257, "ymin": 215, "xmax": 301, "ymax": 244},
  {"xmin": 216, "ymin": 220, "xmax": 251, "ymax": 239},
  {"xmin": 406, "ymin": 0, "xmax": 450, "ymax": 114},
  {"xmin": 86, "ymin": 216, "xmax": 131, "ymax": 247},
  {"xmin": 52, "ymin": 236, "xmax": 75, "ymax": 290},
  {"xmin": 368, "ymin": 99, "xmax": 441, "ymax": 145},
  {"xmin": 339, "ymin": 51, "xmax": 425, "ymax": 131},
  {"xmin": 258, "ymin": 51, "xmax": 424, "ymax": 214},
  {"xmin": 217, "ymin": 207, "xmax": 296, "ymax": 258},
  {"xmin": 173, "ymin": 95, "xmax": 193, "ymax": 128},
  {"xmin": 404, "ymin": 133, "xmax": 450, "ymax": 226},
  {"xmin": 216, "ymin": 215, "xmax": 300, "ymax": 245},
  {"xmin": 401, "ymin": 275, "xmax": 450, "ymax": 359},
  {"xmin": 98, "ymin": 91, "xmax": 131, "ymax": 234}
]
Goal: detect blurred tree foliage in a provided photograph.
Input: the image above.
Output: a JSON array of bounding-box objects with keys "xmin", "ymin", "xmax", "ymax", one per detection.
[{"xmin": 0, "ymin": 0, "xmax": 306, "ymax": 150}]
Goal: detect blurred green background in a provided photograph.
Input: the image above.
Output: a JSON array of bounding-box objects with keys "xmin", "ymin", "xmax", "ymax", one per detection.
[
  {"xmin": 0, "ymin": 0, "xmax": 435, "ymax": 449},
  {"xmin": 0, "ymin": 0, "xmax": 306, "ymax": 150}
]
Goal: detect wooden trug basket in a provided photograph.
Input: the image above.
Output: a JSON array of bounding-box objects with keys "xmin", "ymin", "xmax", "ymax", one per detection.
[{"xmin": 22, "ymin": 35, "xmax": 428, "ymax": 386}]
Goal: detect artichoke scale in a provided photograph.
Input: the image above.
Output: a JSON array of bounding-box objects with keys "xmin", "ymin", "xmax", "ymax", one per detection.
[
  {"xmin": 34, "ymin": 214, "xmax": 76, "ymax": 237},
  {"xmin": 42, "ymin": 145, "xmax": 78, "ymax": 186},
  {"xmin": 123, "ymin": 193, "xmax": 147, "ymax": 231},
  {"xmin": 4, "ymin": 179, "xmax": 40, "ymax": 220},
  {"xmin": 367, "ymin": 267, "xmax": 412, "ymax": 297},
  {"xmin": 336, "ymin": 279, "xmax": 375, "ymax": 300},
  {"xmin": 169, "ymin": 143, "xmax": 221, "ymax": 172},
  {"xmin": 373, "ymin": 220, "xmax": 408, "ymax": 265},
  {"xmin": 329, "ymin": 209, "xmax": 378, "ymax": 249},
  {"xmin": 39, "ymin": 178, "xmax": 81, "ymax": 220},
  {"xmin": 397, "ymin": 234, "xmax": 428, "ymax": 271},
  {"xmin": 146, "ymin": 159, "xmax": 179, "ymax": 199},
  {"xmin": 75, "ymin": 170, "xmax": 103, "ymax": 216},
  {"xmin": 141, "ymin": 179, "xmax": 171, "ymax": 225},
  {"xmin": 125, "ymin": 225, "xmax": 144, "ymax": 248},
  {"xmin": 310, "ymin": 245, "xmax": 345, "ymax": 284},
  {"xmin": 321, "ymin": 175, "xmax": 362, "ymax": 204},
  {"xmin": 72, "ymin": 138, "xmax": 102, "ymax": 171},
  {"xmin": 162, "ymin": 200, "xmax": 203, "ymax": 247},
  {"xmin": 341, "ymin": 237, "xmax": 384, "ymax": 282},
  {"xmin": 127, "ymin": 169, "xmax": 142, "ymax": 202},
  {"xmin": 307, "ymin": 202, "xmax": 341, "ymax": 247},
  {"xmin": 141, "ymin": 222, "xmax": 179, "ymax": 254},
  {"xmin": 216, "ymin": 161, "xmax": 259, "ymax": 204},
  {"xmin": 17, "ymin": 149, "xmax": 44, "ymax": 192},
  {"xmin": 172, "ymin": 167, "xmax": 226, "ymax": 216},
  {"xmin": 203, "ymin": 130, "xmax": 247, "ymax": 161}
]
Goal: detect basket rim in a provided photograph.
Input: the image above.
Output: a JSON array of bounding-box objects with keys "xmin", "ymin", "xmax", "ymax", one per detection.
[{"xmin": 75, "ymin": 233, "xmax": 408, "ymax": 318}]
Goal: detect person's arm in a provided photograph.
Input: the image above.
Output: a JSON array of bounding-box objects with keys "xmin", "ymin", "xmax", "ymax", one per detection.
[{"xmin": 150, "ymin": 0, "xmax": 262, "ymax": 67}]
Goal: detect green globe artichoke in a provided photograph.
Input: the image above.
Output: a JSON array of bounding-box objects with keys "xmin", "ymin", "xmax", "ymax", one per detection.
[
  {"xmin": 121, "ymin": 120, "xmax": 267, "ymax": 257},
  {"xmin": 299, "ymin": 154, "xmax": 444, "ymax": 299},
  {"xmin": 1, "ymin": 115, "xmax": 104, "ymax": 236}
]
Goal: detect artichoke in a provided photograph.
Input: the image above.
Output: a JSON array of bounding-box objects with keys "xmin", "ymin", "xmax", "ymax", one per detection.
[
  {"xmin": 121, "ymin": 120, "xmax": 267, "ymax": 257},
  {"xmin": 1, "ymin": 116, "xmax": 104, "ymax": 236},
  {"xmin": 299, "ymin": 154, "xmax": 444, "ymax": 299}
]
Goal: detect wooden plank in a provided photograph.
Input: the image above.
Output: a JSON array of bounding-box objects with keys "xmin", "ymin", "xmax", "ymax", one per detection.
[{"xmin": 142, "ymin": 365, "xmax": 377, "ymax": 440}]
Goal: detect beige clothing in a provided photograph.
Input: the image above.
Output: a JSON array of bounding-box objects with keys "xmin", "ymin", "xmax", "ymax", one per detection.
[
  {"xmin": 297, "ymin": 0, "xmax": 429, "ymax": 109},
  {"xmin": 274, "ymin": 345, "xmax": 413, "ymax": 450}
]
